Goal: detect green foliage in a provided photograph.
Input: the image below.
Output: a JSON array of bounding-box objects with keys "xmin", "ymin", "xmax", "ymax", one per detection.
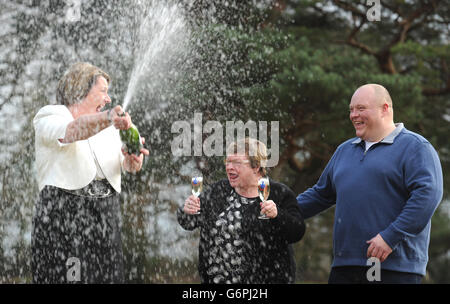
[
  {"xmin": 234, "ymin": 0, "xmax": 450, "ymax": 283},
  {"xmin": 1, "ymin": 0, "xmax": 448, "ymax": 283}
]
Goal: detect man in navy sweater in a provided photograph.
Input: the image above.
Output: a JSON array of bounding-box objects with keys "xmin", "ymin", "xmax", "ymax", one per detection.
[{"xmin": 297, "ymin": 84, "xmax": 443, "ymax": 283}]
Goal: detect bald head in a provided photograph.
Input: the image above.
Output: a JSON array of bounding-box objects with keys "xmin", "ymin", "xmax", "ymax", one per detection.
[
  {"xmin": 355, "ymin": 84, "xmax": 393, "ymax": 108},
  {"xmin": 349, "ymin": 83, "xmax": 396, "ymax": 142}
]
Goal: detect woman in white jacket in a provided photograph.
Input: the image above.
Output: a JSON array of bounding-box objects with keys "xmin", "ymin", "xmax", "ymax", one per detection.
[{"xmin": 32, "ymin": 62, "xmax": 149, "ymax": 283}]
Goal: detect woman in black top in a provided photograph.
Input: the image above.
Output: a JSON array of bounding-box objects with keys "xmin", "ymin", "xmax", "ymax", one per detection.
[{"xmin": 177, "ymin": 138, "xmax": 305, "ymax": 283}]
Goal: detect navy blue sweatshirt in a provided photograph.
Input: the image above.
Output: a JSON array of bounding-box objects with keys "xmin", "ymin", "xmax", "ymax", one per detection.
[{"xmin": 297, "ymin": 124, "xmax": 443, "ymax": 275}]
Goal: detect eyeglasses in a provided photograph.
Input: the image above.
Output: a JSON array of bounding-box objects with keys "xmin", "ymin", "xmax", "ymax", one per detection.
[{"xmin": 224, "ymin": 159, "xmax": 250, "ymax": 167}]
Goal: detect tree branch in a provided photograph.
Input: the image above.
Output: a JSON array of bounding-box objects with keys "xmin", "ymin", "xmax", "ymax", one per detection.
[
  {"xmin": 345, "ymin": 38, "xmax": 376, "ymax": 56},
  {"xmin": 335, "ymin": 17, "xmax": 376, "ymax": 56},
  {"xmin": 387, "ymin": 0, "xmax": 442, "ymax": 49},
  {"xmin": 422, "ymin": 59, "xmax": 450, "ymax": 96},
  {"xmin": 331, "ymin": 0, "xmax": 366, "ymax": 18},
  {"xmin": 332, "ymin": 0, "xmax": 447, "ymax": 80},
  {"xmin": 380, "ymin": 0, "xmax": 404, "ymax": 19}
]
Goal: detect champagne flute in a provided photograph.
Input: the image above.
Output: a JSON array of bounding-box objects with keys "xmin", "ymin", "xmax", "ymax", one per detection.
[
  {"xmin": 258, "ymin": 177, "xmax": 270, "ymax": 220},
  {"xmin": 191, "ymin": 176, "xmax": 203, "ymax": 215}
]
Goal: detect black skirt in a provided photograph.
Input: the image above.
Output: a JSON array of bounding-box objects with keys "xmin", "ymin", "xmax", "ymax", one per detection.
[{"xmin": 31, "ymin": 185, "xmax": 124, "ymax": 283}]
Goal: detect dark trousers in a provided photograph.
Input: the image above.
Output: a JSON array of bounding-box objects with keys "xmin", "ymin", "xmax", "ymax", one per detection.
[
  {"xmin": 328, "ymin": 266, "xmax": 423, "ymax": 284},
  {"xmin": 31, "ymin": 186, "xmax": 124, "ymax": 284}
]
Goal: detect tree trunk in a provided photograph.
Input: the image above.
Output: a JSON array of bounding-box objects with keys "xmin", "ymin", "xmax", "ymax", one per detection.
[{"xmin": 375, "ymin": 50, "xmax": 396, "ymax": 74}]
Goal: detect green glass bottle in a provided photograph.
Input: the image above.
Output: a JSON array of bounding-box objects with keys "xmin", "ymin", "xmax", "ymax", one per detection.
[{"xmin": 120, "ymin": 123, "xmax": 143, "ymax": 155}]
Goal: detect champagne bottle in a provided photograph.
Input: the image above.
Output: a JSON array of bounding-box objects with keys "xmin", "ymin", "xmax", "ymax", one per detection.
[{"xmin": 120, "ymin": 123, "xmax": 143, "ymax": 155}]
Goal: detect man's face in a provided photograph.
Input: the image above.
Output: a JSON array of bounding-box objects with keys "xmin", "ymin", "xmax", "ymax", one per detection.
[
  {"xmin": 349, "ymin": 87, "xmax": 384, "ymax": 142},
  {"xmin": 82, "ymin": 76, "xmax": 111, "ymax": 114}
]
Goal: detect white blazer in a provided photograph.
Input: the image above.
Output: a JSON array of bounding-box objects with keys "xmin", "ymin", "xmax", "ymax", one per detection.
[{"xmin": 34, "ymin": 105, "xmax": 124, "ymax": 193}]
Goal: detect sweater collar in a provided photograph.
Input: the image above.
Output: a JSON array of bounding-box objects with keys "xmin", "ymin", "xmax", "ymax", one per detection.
[{"xmin": 351, "ymin": 123, "xmax": 404, "ymax": 145}]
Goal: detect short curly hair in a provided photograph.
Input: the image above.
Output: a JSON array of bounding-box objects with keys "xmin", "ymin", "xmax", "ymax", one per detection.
[
  {"xmin": 226, "ymin": 137, "xmax": 268, "ymax": 176},
  {"xmin": 56, "ymin": 62, "xmax": 110, "ymax": 106}
]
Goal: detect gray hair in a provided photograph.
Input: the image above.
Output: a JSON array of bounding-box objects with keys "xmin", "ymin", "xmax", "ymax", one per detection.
[
  {"xmin": 57, "ymin": 62, "xmax": 110, "ymax": 106},
  {"xmin": 226, "ymin": 137, "xmax": 268, "ymax": 176}
]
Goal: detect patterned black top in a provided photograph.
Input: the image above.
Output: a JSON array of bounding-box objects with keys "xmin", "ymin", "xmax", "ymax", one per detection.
[{"xmin": 178, "ymin": 179, "xmax": 305, "ymax": 284}]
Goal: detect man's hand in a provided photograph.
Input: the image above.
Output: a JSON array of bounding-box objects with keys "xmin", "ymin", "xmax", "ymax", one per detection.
[{"xmin": 367, "ymin": 233, "xmax": 392, "ymax": 262}]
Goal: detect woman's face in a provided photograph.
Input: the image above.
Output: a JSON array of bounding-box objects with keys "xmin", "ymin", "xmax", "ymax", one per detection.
[
  {"xmin": 82, "ymin": 76, "xmax": 111, "ymax": 114},
  {"xmin": 225, "ymin": 153, "xmax": 259, "ymax": 190}
]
